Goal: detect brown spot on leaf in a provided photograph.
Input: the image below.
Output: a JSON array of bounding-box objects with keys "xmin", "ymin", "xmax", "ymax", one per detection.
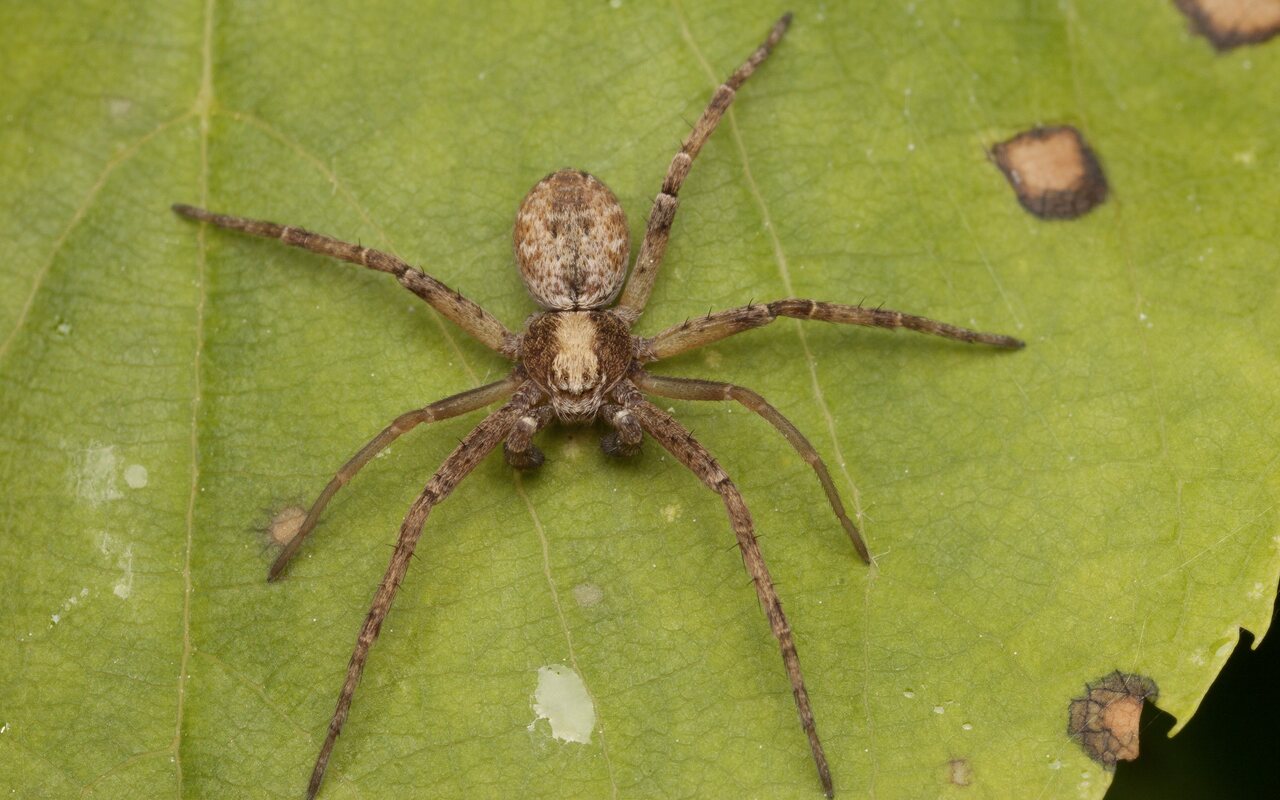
[
  {"xmin": 268, "ymin": 505, "xmax": 306, "ymax": 546},
  {"xmin": 948, "ymin": 758, "xmax": 973, "ymax": 786},
  {"xmin": 991, "ymin": 126, "xmax": 1108, "ymax": 220},
  {"xmin": 1068, "ymin": 671, "xmax": 1159, "ymax": 769},
  {"xmin": 1174, "ymin": 0, "xmax": 1280, "ymax": 51}
]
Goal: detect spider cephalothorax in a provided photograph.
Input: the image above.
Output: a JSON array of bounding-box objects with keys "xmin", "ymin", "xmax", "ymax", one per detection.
[
  {"xmin": 173, "ymin": 14, "xmax": 1022, "ymax": 799},
  {"xmin": 517, "ymin": 307, "xmax": 633, "ymax": 424}
]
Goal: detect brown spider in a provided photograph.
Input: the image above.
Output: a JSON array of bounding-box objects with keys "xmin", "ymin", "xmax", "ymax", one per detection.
[{"xmin": 174, "ymin": 13, "xmax": 1022, "ymax": 799}]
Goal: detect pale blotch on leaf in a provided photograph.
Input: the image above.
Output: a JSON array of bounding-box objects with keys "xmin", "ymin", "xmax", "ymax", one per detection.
[
  {"xmin": 107, "ymin": 97, "xmax": 133, "ymax": 118},
  {"xmin": 124, "ymin": 464, "xmax": 148, "ymax": 489},
  {"xmin": 530, "ymin": 664, "xmax": 595, "ymax": 744},
  {"xmin": 268, "ymin": 505, "xmax": 307, "ymax": 547},
  {"xmin": 52, "ymin": 587, "xmax": 90, "ymax": 626},
  {"xmin": 74, "ymin": 444, "xmax": 122, "ymax": 504},
  {"xmin": 948, "ymin": 758, "xmax": 973, "ymax": 787},
  {"xmin": 990, "ymin": 126, "xmax": 1108, "ymax": 220},
  {"xmin": 1067, "ymin": 671, "xmax": 1159, "ymax": 768},
  {"xmin": 559, "ymin": 436, "xmax": 586, "ymax": 462},
  {"xmin": 572, "ymin": 583, "xmax": 604, "ymax": 608},
  {"xmin": 98, "ymin": 532, "xmax": 134, "ymax": 600},
  {"xmin": 1174, "ymin": 0, "xmax": 1280, "ymax": 50}
]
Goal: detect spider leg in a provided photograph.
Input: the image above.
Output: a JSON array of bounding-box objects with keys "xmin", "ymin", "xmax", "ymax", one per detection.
[
  {"xmin": 171, "ymin": 204, "xmax": 518, "ymax": 355},
  {"xmin": 269, "ymin": 374, "xmax": 523, "ymax": 581},
  {"xmin": 504, "ymin": 404, "xmax": 555, "ymax": 470},
  {"xmin": 642, "ymin": 298, "xmax": 1025, "ymax": 360},
  {"xmin": 614, "ymin": 14, "xmax": 792, "ymax": 324},
  {"xmin": 599, "ymin": 403, "xmax": 643, "ymax": 457},
  {"xmin": 617, "ymin": 382, "xmax": 834, "ymax": 798},
  {"xmin": 305, "ymin": 384, "xmax": 538, "ymax": 800},
  {"xmin": 634, "ymin": 370, "xmax": 869, "ymax": 563}
]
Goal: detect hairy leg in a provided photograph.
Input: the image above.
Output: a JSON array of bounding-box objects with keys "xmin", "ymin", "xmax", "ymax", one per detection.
[
  {"xmin": 172, "ymin": 204, "xmax": 517, "ymax": 355},
  {"xmin": 269, "ymin": 374, "xmax": 523, "ymax": 581},
  {"xmin": 305, "ymin": 385, "xmax": 538, "ymax": 800},
  {"xmin": 618, "ymin": 383, "xmax": 834, "ymax": 798},
  {"xmin": 504, "ymin": 405, "xmax": 555, "ymax": 470},
  {"xmin": 643, "ymin": 298, "xmax": 1025, "ymax": 361},
  {"xmin": 599, "ymin": 402, "xmax": 643, "ymax": 457},
  {"xmin": 614, "ymin": 14, "xmax": 792, "ymax": 324},
  {"xmin": 634, "ymin": 370, "xmax": 869, "ymax": 563}
]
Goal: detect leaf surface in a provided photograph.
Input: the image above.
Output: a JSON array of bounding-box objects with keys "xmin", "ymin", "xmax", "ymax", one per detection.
[{"xmin": 1, "ymin": 1, "xmax": 1277, "ymax": 798}]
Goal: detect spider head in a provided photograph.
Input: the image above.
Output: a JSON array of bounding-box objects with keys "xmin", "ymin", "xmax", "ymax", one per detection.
[
  {"xmin": 521, "ymin": 310, "xmax": 633, "ymax": 423},
  {"xmin": 513, "ymin": 169, "xmax": 631, "ymax": 310}
]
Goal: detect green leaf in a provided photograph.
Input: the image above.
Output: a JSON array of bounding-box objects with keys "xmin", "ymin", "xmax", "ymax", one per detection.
[{"xmin": 2, "ymin": 1, "xmax": 1277, "ymax": 798}]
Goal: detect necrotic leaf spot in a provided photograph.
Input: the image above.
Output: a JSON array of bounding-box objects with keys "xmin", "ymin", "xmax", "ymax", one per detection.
[
  {"xmin": 1174, "ymin": 0, "xmax": 1280, "ymax": 51},
  {"xmin": 1067, "ymin": 671, "xmax": 1159, "ymax": 769},
  {"xmin": 991, "ymin": 126, "xmax": 1108, "ymax": 220}
]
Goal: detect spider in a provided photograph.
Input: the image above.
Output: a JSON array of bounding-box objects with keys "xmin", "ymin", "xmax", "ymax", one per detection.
[{"xmin": 173, "ymin": 13, "xmax": 1022, "ymax": 799}]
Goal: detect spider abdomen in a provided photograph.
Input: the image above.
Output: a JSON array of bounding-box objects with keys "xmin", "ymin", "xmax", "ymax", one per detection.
[{"xmin": 513, "ymin": 169, "xmax": 631, "ymax": 310}]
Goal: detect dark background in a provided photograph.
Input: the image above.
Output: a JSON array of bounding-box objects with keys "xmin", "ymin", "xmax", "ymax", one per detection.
[{"xmin": 1107, "ymin": 586, "xmax": 1280, "ymax": 799}]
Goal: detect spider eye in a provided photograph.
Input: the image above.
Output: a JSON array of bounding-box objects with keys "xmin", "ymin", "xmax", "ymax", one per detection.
[{"xmin": 513, "ymin": 169, "xmax": 631, "ymax": 310}]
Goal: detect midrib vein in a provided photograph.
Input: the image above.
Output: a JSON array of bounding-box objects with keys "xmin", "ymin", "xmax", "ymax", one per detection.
[{"xmin": 172, "ymin": 0, "xmax": 216, "ymax": 793}]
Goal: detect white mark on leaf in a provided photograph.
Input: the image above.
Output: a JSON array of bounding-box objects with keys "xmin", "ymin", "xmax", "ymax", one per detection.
[
  {"xmin": 572, "ymin": 583, "xmax": 603, "ymax": 608},
  {"xmin": 75, "ymin": 444, "xmax": 122, "ymax": 504},
  {"xmin": 124, "ymin": 464, "xmax": 148, "ymax": 489},
  {"xmin": 98, "ymin": 532, "xmax": 135, "ymax": 599},
  {"xmin": 530, "ymin": 664, "xmax": 595, "ymax": 744},
  {"xmin": 48, "ymin": 587, "xmax": 89, "ymax": 628}
]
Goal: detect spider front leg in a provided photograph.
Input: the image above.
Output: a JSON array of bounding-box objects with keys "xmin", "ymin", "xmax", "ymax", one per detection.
[
  {"xmin": 269, "ymin": 374, "xmax": 522, "ymax": 581},
  {"xmin": 614, "ymin": 13, "xmax": 792, "ymax": 323},
  {"xmin": 306, "ymin": 385, "xmax": 538, "ymax": 800},
  {"xmin": 504, "ymin": 405, "xmax": 555, "ymax": 470},
  {"xmin": 634, "ymin": 370, "xmax": 870, "ymax": 563},
  {"xmin": 599, "ymin": 403, "xmax": 643, "ymax": 457},
  {"xmin": 643, "ymin": 299, "xmax": 1024, "ymax": 360},
  {"xmin": 617, "ymin": 383, "xmax": 834, "ymax": 798}
]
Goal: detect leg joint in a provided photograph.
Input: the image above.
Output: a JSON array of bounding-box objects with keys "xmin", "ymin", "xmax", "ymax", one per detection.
[
  {"xmin": 662, "ymin": 153, "xmax": 693, "ymax": 195},
  {"xmin": 649, "ymin": 192, "xmax": 678, "ymax": 231}
]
